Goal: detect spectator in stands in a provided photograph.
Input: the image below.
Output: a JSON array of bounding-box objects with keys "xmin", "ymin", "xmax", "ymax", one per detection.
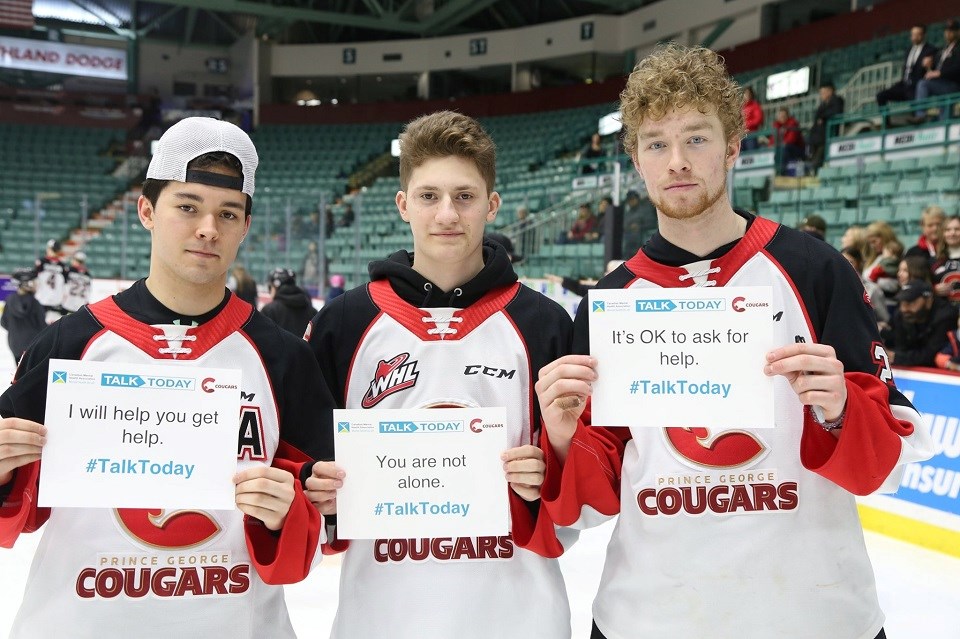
[
  {"xmin": 881, "ymin": 279, "xmax": 958, "ymax": 366},
  {"xmin": 904, "ymin": 205, "xmax": 945, "ymax": 266},
  {"xmin": 579, "ymin": 132, "xmax": 605, "ymax": 174},
  {"xmin": 0, "ymin": 269, "xmax": 46, "ymax": 364},
  {"xmin": 772, "ymin": 107, "xmax": 804, "ymax": 175},
  {"xmin": 840, "ymin": 224, "xmax": 868, "ymax": 255},
  {"xmin": 841, "ymin": 246, "xmax": 890, "ymax": 325},
  {"xmin": 338, "ymin": 203, "xmax": 355, "ymax": 227},
  {"xmin": 228, "ymin": 264, "xmax": 259, "ymax": 306},
  {"xmin": 808, "ymin": 82, "xmax": 844, "ymax": 174},
  {"xmin": 61, "ymin": 251, "xmax": 92, "ymax": 313},
  {"xmin": 914, "ymin": 19, "xmax": 960, "ymax": 121},
  {"xmin": 867, "ymin": 238, "xmax": 904, "ymax": 297},
  {"xmin": 301, "ymin": 210, "xmax": 320, "ymax": 237},
  {"xmin": 545, "ymin": 260, "xmax": 624, "ymax": 297},
  {"xmin": 594, "ymin": 196, "xmax": 614, "ymax": 240},
  {"xmin": 515, "ymin": 205, "xmax": 535, "ymax": 258},
  {"xmin": 325, "ymin": 274, "xmax": 345, "ymax": 304},
  {"xmin": 933, "ymin": 215, "xmax": 960, "ymax": 305},
  {"xmin": 324, "ymin": 205, "xmax": 335, "ymax": 238},
  {"xmin": 740, "ymin": 87, "xmax": 764, "ymax": 151},
  {"xmin": 301, "ymin": 240, "xmax": 321, "ymax": 290},
  {"xmin": 486, "ymin": 231, "xmax": 524, "ymax": 264},
  {"xmin": 935, "ymin": 315, "xmax": 960, "ymax": 371},
  {"xmin": 876, "ymin": 24, "xmax": 938, "ymax": 108},
  {"xmin": 260, "ymin": 267, "xmax": 317, "ymax": 337},
  {"xmin": 622, "ymin": 190, "xmax": 656, "ymax": 255},
  {"xmin": 798, "ymin": 214, "xmax": 827, "ymax": 241},
  {"xmin": 898, "ymin": 254, "xmax": 934, "ymax": 288},
  {"xmin": 863, "ymin": 221, "xmax": 899, "ymax": 275},
  {"xmin": 563, "ymin": 203, "xmax": 598, "ymax": 243}
]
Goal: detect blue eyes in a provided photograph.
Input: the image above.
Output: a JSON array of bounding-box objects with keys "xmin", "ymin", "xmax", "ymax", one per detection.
[{"xmin": 649, "ymin": 137, "xmax": 707, "ymax": 150}]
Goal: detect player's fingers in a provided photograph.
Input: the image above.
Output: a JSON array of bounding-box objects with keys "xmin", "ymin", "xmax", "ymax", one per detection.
[
  {"xmin": 506, "ymin": 470, "xmax": 545, "ymax": 487},
  {"xmin": 537, "ymin": 355, "xmax": 596, "ymax": 380},
  {"xmin": 500, "ymin": 445, "xmax": 543, "ymax": 462},
  {"xmin": 765, "ymin": 342, "xmax": 835, "ymax": 364},
  {"xmin": 0, "ymin": 453, "xmax": 42, "ymax": 477},
  {"xmin": 304, "ymin": 475, "xmax": 343, "ymax": 493},
  {"xmin": 764, "ymin": 353, "xmax": 843, "ymax": 377},
  {"xmin": 234, "ymin": 465, "xmax": 294, "ymax": 486},
  {"xmin": 311, "ymin": 460, "xmax": 345, "ymax": 480}
]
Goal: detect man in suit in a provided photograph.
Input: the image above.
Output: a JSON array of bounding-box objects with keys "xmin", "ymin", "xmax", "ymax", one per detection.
[
  {"xmin": 876, "ymin": 24, "xmax": 937, "ymax": 107},
  {"xmin": 914, "ymin": 19, "xmax": 959, "ymax": 120}
]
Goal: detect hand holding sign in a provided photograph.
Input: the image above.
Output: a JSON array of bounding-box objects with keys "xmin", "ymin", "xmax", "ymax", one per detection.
[{"xmin": 0, "ymin": 418, "xmax": 46, "ymax": 484}]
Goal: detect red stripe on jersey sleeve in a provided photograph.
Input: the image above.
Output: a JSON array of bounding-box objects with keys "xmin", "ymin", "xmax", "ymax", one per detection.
[{"xmin": 800, "ymin": 372, "xmax": 912, "ymax": 495}]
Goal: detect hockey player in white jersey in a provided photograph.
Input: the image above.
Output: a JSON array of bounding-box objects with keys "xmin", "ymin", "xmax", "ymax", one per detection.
[
  {"xmin": 61, "ymin": 250, "xmax": 92, "ymax": 313},
  {"xmin": 0, "ymin": 117, "xmax": 334, "ymax": 638},
  {"xmin": 305, "ymin": 111, "xmax": 576, "ymax": 638},
  {"xmin": 534, "ymin": 45, "xmax": 937, "ymax": 639}
]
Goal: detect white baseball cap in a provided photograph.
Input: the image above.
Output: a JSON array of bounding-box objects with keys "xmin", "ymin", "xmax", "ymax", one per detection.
[{"xmin": 146, "ymin": 117, "xmax": 258, "ymax": 197}]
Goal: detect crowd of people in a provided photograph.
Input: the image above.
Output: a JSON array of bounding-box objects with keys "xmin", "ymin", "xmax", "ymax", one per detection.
[{"xmin": 0, "ymin": 39, "xmax": 950, "ymax": 639}]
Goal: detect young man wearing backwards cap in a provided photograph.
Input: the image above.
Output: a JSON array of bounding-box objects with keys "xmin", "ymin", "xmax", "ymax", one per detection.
[{"xmin": 0, "ymin": 117, "xmax": 334, "ymax": 638}]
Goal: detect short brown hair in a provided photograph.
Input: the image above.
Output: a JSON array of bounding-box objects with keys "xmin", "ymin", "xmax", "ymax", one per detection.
[
  {"xmin": 619, "ymin": 44, "xmax": 744, "ymax": 159},
  {"xmin": 398, "ymin": 111, "xmax": 496, "ymax": 192}
]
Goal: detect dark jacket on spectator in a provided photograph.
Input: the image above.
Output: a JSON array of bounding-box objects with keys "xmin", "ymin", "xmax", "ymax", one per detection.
[
  {"xmin": 1, "ymin": 291, "xmax": 47, "ymax": 363},
  {"xmin": 261, "ymin": 283, "xmax": 318, "ymax": 337},
  {"xmin": 881, "ymin": 297, "xmax": 959, "ymax": 367}
]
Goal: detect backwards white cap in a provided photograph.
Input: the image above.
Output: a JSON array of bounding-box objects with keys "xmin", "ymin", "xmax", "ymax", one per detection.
[{"xmin": 146, "ymin": 117, "xmax": 258, "ymax": 197}]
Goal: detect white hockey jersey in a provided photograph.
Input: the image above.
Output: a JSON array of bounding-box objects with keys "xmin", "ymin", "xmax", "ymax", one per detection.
[
  {"xmin": 307, "ymin": 243, "xmax": 576, "ymax": 639},
  {"xmin": 0, "ymin": 282, "xmax": 332, "ymax": 638},
  {"xmin": 542, "ymin": 214, "xmax": 937, "ymax": 639}
]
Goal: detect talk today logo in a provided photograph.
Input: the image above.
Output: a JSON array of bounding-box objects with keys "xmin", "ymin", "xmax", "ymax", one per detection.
[
  {"xmin": 100, "ymin": 373, "xmax": 196, "ymax": 390},
  {"xmin": 634, "ymin": 298, "xmax": 725, "ymax": 312},
  {"xmin": 378, "ymin": 420, "xmax": 464, "ymax": 433}
]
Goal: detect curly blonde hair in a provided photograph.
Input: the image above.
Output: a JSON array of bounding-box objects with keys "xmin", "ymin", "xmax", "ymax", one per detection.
[
  {"xmin": 398, "ymin": 110, "xmax": 496, "ymax": 193},
  {"xmin": 620, "ymin": 44, "xmax": 745, "ymax": 159}
]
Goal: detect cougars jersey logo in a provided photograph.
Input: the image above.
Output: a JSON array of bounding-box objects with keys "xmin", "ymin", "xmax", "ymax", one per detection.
[
  {"xmin": 115, "ymin": 508, "xmax": 221, "ymax": 549},
  {"xmin": 362, "ymin": 353, "xmax": 421, "ymax": 408},
  {"xmin": 664, "ymin": 427, "xmax": 767, "ymax": 470}
]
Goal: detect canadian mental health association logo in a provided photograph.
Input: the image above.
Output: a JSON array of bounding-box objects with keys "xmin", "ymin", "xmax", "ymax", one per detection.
[
  {"xmin": 52, "ymin": 371, "xmax": 67, "ymax": 383},
  {"xmin": 338, "ymin": 421, "xmax": 351, "ymax": 433},
  {"xmin": 592, "ymin": 300, "xmax": 605, "ymax": 313}
]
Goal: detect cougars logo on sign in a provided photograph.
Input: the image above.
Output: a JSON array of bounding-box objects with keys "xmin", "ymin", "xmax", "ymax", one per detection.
[
  {"xmin": 361, "ymin": 353, "xmax": 420, "ymax": 408},
  {"xmin": 663, "ymin": 426, "xmax": 768, "ymax": 470}
]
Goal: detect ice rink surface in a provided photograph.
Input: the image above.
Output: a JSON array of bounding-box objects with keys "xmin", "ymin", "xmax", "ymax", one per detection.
[{"xmin": 0, "ymin": 324, "xmax": 958, "ymax": 638}]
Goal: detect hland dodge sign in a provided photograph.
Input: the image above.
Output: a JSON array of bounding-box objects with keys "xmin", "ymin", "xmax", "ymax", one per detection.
[{"xmin": 0, "ymin": 35, "xmax": 126, "ymax": 80}]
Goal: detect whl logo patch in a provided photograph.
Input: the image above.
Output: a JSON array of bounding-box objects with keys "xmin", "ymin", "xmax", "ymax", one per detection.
[{"xmin": 362, "ymin": 353, "xmax": 420, "ymax": 408}]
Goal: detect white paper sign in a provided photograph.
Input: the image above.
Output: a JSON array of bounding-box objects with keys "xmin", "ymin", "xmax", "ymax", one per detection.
[
  {"xmin": 334, "ymin": 407, "xmax": 509, "ymax": 539},
  {"xmin": 588, "ymin": 287, "xmax": 775, "ymax": 429},
  {"xmin": 39, "ymin": 359, "xmax": 241, "ymax": 509}
]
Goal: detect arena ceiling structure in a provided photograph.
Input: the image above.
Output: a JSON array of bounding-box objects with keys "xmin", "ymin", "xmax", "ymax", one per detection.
[{"xmin": 29, "ymin": 0, "xmax": 658, "ymax": 46}]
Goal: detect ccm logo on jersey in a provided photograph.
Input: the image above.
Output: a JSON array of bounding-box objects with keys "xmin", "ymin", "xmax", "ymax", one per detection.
[
  {"xmin": 362, "ymin": 353, "xmax": 420, "ymax": 408},
  {"xmin": 464, "ymin": 364, "xmax": 516, "ymax": 379}
]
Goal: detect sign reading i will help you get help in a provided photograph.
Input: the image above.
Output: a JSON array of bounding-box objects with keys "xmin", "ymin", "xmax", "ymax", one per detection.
[{"xmin": 39, "ymin": 359, "xmax": 241, "ymax": 510}]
